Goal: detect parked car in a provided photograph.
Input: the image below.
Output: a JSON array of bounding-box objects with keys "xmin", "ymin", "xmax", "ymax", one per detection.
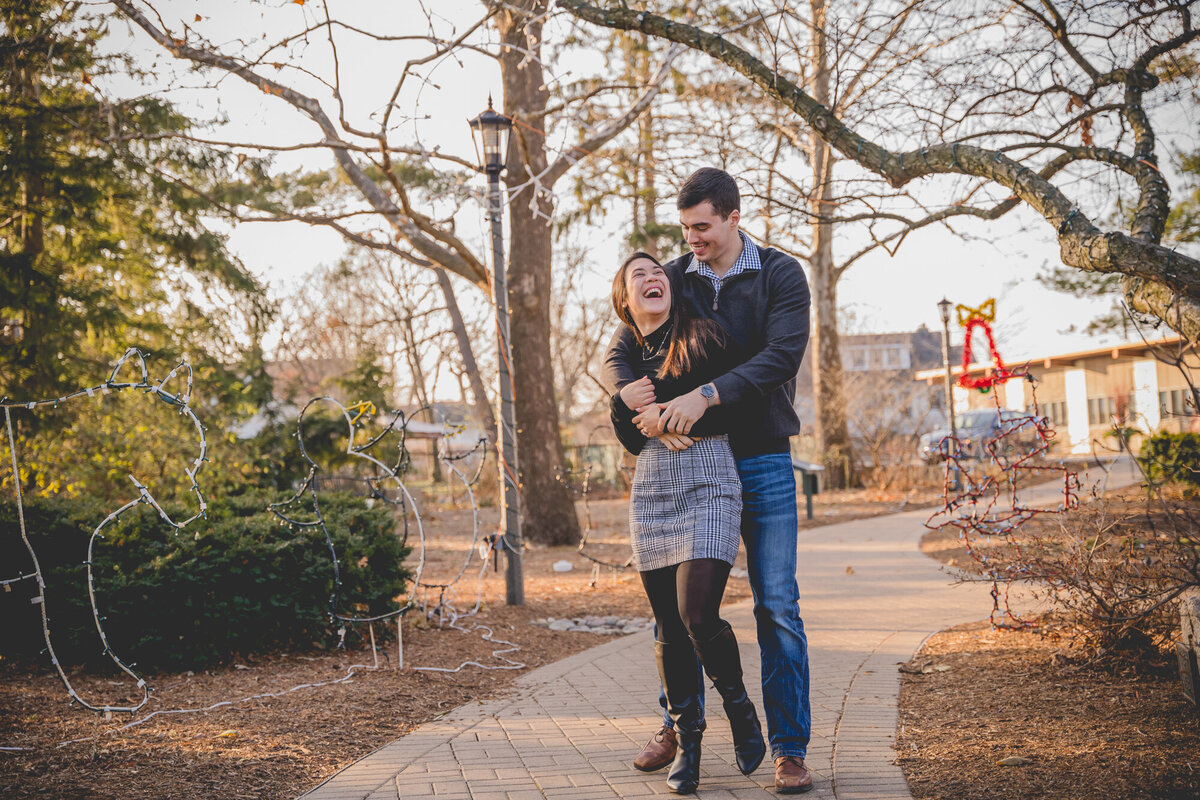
[{"xmin": 918, "ymin": 408, "xmax": 1046, "ymax": 463}]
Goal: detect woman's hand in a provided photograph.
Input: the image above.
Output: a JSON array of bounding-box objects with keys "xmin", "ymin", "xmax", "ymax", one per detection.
[
  {"xmin": 619, "ymin": 376, "xmax": 655, "ymax": 411},
  {"xmin": 660, "ymin": 432, "xmax": 697, "ymax": 451},
  {"xmin": 633, "ymin": 403, "xmax": 663, "ymax": 437}
]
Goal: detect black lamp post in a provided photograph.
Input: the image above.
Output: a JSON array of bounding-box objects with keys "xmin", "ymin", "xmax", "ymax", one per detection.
[
  {"xmin": 469, "ymin": 98, "xmax": 524, "ymax": 606},
  {"xmin": 937, "ymin": 298, "xmax": 960, "ymax": 484}
]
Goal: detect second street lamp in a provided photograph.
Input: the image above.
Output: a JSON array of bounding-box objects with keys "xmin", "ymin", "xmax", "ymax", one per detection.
[
  {"xmin": 937, "ymin": 297, "xmax": 960, "ymax": 488},
  {"xmin": 469, "ymin": 98, "xmax": 524, "ymax": 606}
]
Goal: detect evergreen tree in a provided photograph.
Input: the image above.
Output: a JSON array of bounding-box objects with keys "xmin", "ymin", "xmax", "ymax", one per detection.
[{"xmin": 0, "ymin": 0, "xmax": 264, "ymax": 399}]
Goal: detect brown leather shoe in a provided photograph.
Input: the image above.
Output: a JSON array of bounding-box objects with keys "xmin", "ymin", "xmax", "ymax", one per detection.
[
  {"xmin": 774, "ymin": 756, "xmax": 814, "ymax": 794},
  {"xmin": 633, "ymin": 725, "xmax": 677, "ymax": 772}
]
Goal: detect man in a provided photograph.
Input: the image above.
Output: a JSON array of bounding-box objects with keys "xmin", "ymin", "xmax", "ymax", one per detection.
[{"xmin": 603, "ymin": 167, "xmax": 813, "ymax": 794}]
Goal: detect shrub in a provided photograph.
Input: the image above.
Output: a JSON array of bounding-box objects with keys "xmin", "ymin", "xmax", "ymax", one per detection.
[
  {"xmin": 0, "ymin": 490, "xmax": 410, "ymax": 671},
  {"xmin": 1139, "ymin": 431, "xmax": 1200, "ymax": 488},
  {"xmin": 952, "ymin": 483, "xmax": 1199, "ymax": 664}
]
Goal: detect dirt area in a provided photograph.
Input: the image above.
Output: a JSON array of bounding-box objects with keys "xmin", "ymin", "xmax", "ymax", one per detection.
[
  {"xmin": 0, "ymin": 487, "xmax": 931, "ymax": 800},
  {"xmin": 897, "ymin": 621, "xmax": 1200, "ymax": 800},
  {"xmin": 903, "ymin": 484, "xmax": 1200, "ymax": 800}
]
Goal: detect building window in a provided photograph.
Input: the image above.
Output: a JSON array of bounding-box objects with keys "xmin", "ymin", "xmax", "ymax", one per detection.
[
  {"xmin": 1161, "ymin": 388, "xmax": 1197, "ymax": 417},
  {"xmin": 1088, "ymin": 394, "xmax": 1136, "ymax": 425},
  {"xmin": 844, "ymin": 347, "xmax": 870, "ymax": 372},
  {"xmin": 880, "ymin": 345, "xmax": 911, "ymax": 370},
  {"xmin": 844, "ymin": 344, "xmax": 913, "ymax": 372},
  {"xmin": 1038, "ymin": 401, "xmax": 1067, "ymax": 428}
]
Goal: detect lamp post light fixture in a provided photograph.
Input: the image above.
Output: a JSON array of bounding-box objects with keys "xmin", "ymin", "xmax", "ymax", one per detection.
[
  {"xmin": 469, "ymin": 98, "xmax": 524, "ymax": 606},
  {"xmin": 469, "ymin": 97, "xmax": 512, "ymax": 175}
]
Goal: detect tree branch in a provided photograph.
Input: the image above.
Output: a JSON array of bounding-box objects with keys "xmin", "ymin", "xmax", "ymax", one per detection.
[
  {"xmin": 112, "ymin": 0, "xmax": 489, "ymax": 287},
  {"xmin": 557, "ymin": 0, "xmax": 1200, "ymax": 335},
  {"xmin": 541, "ymin": 43, "xmax": 683, "ymax": 186}
]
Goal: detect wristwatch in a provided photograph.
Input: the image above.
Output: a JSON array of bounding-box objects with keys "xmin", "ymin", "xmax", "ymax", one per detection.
[{"xmin": 699, "ymin": 383, "xmax": 717, "ymax": 406}]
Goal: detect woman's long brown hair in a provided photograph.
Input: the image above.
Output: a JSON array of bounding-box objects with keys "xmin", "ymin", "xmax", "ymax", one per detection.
[{"xmin": 612, "ymin": 252, "xmax": 726, "ymax": 380}]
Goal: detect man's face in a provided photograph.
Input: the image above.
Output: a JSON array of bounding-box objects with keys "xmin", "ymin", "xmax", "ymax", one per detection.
[{"xmin": 679, "ymin": 201, "xmax": 740, "ymax": 265}]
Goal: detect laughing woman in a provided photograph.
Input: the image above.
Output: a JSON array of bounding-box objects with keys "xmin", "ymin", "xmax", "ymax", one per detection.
[{"xmin": 609, "ymin": 251, "xmax": 765, "ymax": 795}]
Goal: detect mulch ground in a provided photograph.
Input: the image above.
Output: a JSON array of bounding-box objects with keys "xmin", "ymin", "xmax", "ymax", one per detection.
[
  {"xmin": 904, "ymin": 483, "xmax": 1200, "ymax": 800},
  {"xmin": 1, "ymin": 487, "xmax": 930, "ymax": 800}
]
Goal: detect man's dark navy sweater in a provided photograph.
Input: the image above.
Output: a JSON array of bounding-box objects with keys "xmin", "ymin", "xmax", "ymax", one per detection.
[{"xmin": 602, "ymin": 241, "xmax": 811, "ymax": 459}]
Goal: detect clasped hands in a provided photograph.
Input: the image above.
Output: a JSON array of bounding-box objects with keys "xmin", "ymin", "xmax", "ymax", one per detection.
[{"xmin": 619, "ymin": 376, "xmax": 711, "ymax": 452}]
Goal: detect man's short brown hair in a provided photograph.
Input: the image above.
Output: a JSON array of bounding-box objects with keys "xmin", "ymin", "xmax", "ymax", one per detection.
[{"xmin": 677, "ymin": 167, "xmax": 740, "ymax": 219}]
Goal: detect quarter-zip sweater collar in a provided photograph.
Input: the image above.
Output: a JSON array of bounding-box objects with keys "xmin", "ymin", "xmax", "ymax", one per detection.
[{"xmin": 685, "ymin": 231, "xmax": 762, "ymax": 311}]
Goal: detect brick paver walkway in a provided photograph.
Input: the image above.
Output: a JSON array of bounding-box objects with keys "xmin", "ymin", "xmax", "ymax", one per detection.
[{"xmin": 300, "ymin": 459, "xmax": 1138, "ymax": 800}]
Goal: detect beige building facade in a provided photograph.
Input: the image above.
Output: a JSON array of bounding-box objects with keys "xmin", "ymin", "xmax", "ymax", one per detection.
[{"xmin": 915, "ymin": 336, "xmax": 1198, "ymax": 455}]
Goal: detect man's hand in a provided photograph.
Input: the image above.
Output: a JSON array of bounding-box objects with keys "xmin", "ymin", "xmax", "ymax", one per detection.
[
  {"xmin": 633, "ymin": 403, "xmax": 664, "ymax": 437},
  {"xmin": 657, "ymin": 385, "xmax": 715, "ymax": 435},
  {"xmin": 619, "ymin": 376, "xmax": 656, "ymax": 411},
  {"xmin": 660, "ymin": 432, "xmax": 697, "ymax": 451}
]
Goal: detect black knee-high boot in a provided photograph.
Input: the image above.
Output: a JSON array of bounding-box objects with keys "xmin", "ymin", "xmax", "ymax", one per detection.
[
  {"xmin": 691, "ymin": 623, "xmax": 766, "ymax": 776},
  {"xmin": 655, "ymin": 640, "xmax": 704, "ymax": 794}
]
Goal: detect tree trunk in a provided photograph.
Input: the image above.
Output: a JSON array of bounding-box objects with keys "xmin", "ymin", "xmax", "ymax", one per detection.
[
  {"xmin": 13, "ymin": 55, "xmax": 49, "ymax": 394},
  {"xmin": 497, "ymin": 0, "xmax": 581, "ymax": 546},
  {"xmin": 809, "ymin": 214, "xmax": 854, "ymax": 487},
  {"xmin": 434, "ymin": 268, "xmax": 497, "ymax": 445},
  {"xmin": 397, "ymin": 311, "xmax": 444, "ymax": 483},
  {"xmin": 635, "ymin": 45, "xmax": 660, "ymax": 260},
  {"xmin": 808, "ymin": 0, "xmax": 855, "ymax": 488}
]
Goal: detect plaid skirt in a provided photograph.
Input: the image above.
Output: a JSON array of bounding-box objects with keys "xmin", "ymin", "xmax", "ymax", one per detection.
[{"xmin": 629, "ymin": 435, "xmax": 743, "ymax": 572}]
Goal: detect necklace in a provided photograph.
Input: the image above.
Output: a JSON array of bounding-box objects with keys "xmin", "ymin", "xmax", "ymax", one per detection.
[{"xmin": 642, "ymin": 320, "xmax": 672, "ymax": 360}]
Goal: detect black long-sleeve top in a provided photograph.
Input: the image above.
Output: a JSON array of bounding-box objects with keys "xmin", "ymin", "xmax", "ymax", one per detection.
[{"xmin": 609, "ymin": 321, "xmax": 742, "ymax": 456}]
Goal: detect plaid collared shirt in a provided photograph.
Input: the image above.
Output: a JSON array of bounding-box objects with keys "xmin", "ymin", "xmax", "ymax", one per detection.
[{"xmin": 685, "ymin": 231, "xmax": 761, "ymax": 307}]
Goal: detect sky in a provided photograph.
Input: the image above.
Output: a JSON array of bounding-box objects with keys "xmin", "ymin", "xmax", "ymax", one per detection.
[{"xmin": 101, "ymin": 0, "xmax": 1197, "ymax": 380}]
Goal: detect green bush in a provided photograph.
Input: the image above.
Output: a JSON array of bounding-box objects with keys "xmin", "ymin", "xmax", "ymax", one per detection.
[
  {"xmin": 1138, "ymin": 431, "xmax": 1200, "ymax": 487},
  {"xmin": 0, "ymin": 490, "xmax": 410, "ymax": 670}
]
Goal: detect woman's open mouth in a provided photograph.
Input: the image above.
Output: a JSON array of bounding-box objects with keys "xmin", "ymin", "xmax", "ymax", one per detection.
[{"xmin": 643, "ymin": 287, "xmax": 663, "ymax": 299}]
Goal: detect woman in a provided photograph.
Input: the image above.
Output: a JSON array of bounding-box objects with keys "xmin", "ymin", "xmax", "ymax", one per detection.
[{"xmin": 609, "ymin": 252, "xmax": 765, "ymax": 794}]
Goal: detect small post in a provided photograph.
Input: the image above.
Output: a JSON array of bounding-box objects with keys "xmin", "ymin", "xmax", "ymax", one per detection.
[{"xmin": 792, "ymin": 459, "xmax": 824, "ymax": 521}]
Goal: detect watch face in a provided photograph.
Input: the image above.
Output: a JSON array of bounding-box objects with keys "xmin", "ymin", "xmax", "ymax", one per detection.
[{"xmin": 701, "ymin": 384, "xmax": 715, "ymax": 398}]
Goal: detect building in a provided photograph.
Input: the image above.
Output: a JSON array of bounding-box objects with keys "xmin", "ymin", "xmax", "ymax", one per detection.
[
  {"xmin": 795, "ymin": 326, "xmax": 960, "ymax": 439},
  {"xmin": 914, "ymin": 335, "xmax": 1198, "ymax": 454}
]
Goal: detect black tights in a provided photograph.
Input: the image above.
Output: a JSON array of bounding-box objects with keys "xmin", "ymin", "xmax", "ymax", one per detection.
[{"xmin": 640, "ymin": 558, "xmax": 731, "ymax": 645}]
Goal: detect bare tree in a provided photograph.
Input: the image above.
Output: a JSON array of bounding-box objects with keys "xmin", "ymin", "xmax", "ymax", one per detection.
[
  {"xmin": 275, "ymin": 247, "xmax": 501, "ymax": 445},
  {"xmin": 843, "ymin": 368, "xmax": 938, "ymax": 489},
  {"xmin": 561, "ymin": 0, "xmax": 1200, "ymax": 345},
  {"xmin": 110, "ymin": 0, "xmax": 683, "ymax": 544},
  {"xmin": 562, "ymin": 0, "xmax": 983, "ymax": 487}
]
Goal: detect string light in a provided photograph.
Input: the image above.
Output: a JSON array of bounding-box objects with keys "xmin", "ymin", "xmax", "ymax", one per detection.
[
  {"xmin": 558, "ymin": 462, "xmax": 634, "ymax": 589},
  {"xmin": 954, "ymin": 299, "xmax": 1018, "ymax": 391},
  {"xmin": 1, "ymin": 348, "xmax": 209, "ymax": 715},
  {"xmin": 268, "ymin": 396, "xmax": 527, "ymax": 674},
  {"xmin": 925, "ymin": 304, "xmax": 1081, "ymax": 629},
  {"xmin": 1, "ymin": 364, "xmax": 532, "ymax": 751},
  {"xmin": 267, "ymin": 395, "xmax": 435, "ymax": 626}
]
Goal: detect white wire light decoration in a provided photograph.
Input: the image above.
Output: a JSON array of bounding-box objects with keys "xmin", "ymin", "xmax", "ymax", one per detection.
[
  {"xmin": 1, "ymin": 348, "xmax": 209, "ymax": 715},
  {"xmin": 268, "ymin": 396, "xmax": 430, "ymax": 630}
]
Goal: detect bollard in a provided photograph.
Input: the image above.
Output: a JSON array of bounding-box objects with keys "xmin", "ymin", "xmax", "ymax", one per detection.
[
  {"xmin": 791, "ymin": 458, "xmax": 825, "ymax": 521},
  {"xmin": 1178, "ymin": 588, "xmax": 1200, "ymax": 707}
]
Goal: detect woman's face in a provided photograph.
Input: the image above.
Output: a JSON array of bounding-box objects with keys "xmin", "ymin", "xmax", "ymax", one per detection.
[{"xmin": 623, "ymin": 258, "xmax": 671, "ymax": 332}]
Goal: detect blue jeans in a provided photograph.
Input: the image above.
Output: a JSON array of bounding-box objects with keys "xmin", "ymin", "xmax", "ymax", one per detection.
[{"xmin": 658, "ymin": 452, "xmax": 811, "ymax": 760}]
